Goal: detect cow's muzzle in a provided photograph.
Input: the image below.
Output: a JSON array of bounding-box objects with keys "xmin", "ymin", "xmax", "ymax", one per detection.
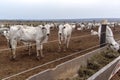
[
  {"xmin": 59, "ymin": 33, "xmax": 62, "ymax": 35},
  {"xmin": 117, "ymin": 49, "xmax": 120, "ymax": 53},
  {"xmin": 47, "ymin": 34, "xmax": 50, "ymax": 36}
]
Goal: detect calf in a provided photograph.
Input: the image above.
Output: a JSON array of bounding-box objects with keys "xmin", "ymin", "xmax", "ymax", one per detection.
[{"xmin": 58, "ymin": 23, "xmax": 75, "ymax": 51}]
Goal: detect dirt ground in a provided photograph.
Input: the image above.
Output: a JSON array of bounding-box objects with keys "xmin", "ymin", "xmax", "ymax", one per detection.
[{"xmin": 0, "ymin": 26, "xmax": 120, "ymax": 80}]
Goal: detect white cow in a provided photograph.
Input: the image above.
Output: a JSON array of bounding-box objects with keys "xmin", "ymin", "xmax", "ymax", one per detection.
[
  {"xmin": 58, "ymin": 23, "xmax": 75, "ymax": 51},
  {"xmin": 0, "ymin": 24, "xmax": 5, "ymax": 28},
  {"xmin": 87, "ymin": 23, "xmax": 94, "ymax": 29},
  {"xmin": 0, "ymin": 28, "xmax": 10, "ymax": 45},
  {"xmin": 80, "ymin": 23, "xmax": 86, "ymax": 30},
  {"xmin": 2, "ymin": 30, "xmax": 10, "ymax": 42},
  {"xmin": 98, "ymin": 25, "xmax": 120, "ymax": 52},
  {"xmin": 2, "ymin": 25, "xmax": 31, "ymax": 49},
  {"xmin": 9, "ymin": 24, "xmax": 51, "ymax": 60},
  {"xmin": 0, "ymin": 27, "xmax": 9, "ymax": 34},
  {"xmin": 91, "ymin": 30, "xmax": 98, "ymax": 35},
  {"xmin": 94, "ymin": 23, "xmax": 101, "ymax": 28},
  {"xmin": 0, "ymin": 26, "xmax": 33, "ymax": 53}
]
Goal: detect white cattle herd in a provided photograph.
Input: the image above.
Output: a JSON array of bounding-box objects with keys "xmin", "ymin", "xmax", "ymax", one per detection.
[{"xmin": 0, "ymin": 21, "xmax": 120, "ymax": 60}]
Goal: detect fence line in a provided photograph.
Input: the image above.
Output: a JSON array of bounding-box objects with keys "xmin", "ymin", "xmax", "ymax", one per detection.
[
  {"xmin": 0, "ymin": 31, "xmax": 106, "ymax": 53},
  {"xmin": 1, "ymin": 41, "xmax": 112, "ymax": 80},
  {"xmin": 0, "ymin": 33, "xmax": 93, "ymax": 52}
]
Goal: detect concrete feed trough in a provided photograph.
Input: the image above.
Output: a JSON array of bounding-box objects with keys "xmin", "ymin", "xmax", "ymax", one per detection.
[{"xmin": 27, "ymin": 47, "xmax": 109, "ymax": 80}]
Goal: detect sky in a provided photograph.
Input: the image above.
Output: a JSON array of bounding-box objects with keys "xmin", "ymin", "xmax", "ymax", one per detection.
[{"xmin": 0, "ymin": 0, "xmax": 120, "ymax": 20}]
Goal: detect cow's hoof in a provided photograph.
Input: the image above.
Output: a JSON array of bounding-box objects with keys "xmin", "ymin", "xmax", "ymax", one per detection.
[
  {"xmin": 10, "ymin": 57, "xmax": 16, "ymax": 61},
  {"xmin": 36, "ymin": 56, "xmax": 40, "ymax": 61}
]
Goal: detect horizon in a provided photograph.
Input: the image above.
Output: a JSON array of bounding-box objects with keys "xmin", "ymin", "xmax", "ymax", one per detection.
[
  {"xmin": 0, "ymin": 18, "xmax": 120, "ymax": 21},
  {"xmin": 0, "ymin": 0, "xmax": 120, "ymax": 20}
]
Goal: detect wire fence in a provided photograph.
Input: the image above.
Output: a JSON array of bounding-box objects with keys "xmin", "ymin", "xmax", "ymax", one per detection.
[
  {"xmin": 0, "ymin": 31, "xmax": 105, "ymax": 53},
  {"xmin": 0, "ymin": 33, "xmax": 93, "ymax": 52},
  {"xmin": 0, "ymin": 30, "xmax": 117, "ymax": 53}
]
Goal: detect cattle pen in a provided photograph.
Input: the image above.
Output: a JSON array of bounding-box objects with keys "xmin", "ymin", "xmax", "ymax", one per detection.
[{"xmin": 0, "ymin": 23, "xmax": 120, "ymax": 80}]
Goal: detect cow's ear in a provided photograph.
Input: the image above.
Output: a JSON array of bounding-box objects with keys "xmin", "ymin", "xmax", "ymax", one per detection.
[
  {"xmin": 50, "ymin": 26, "xmax": 53, "ymax": 30},
  {"xmin": 63, "ymin": 26, "xmax": 65, "ymax": 29}
]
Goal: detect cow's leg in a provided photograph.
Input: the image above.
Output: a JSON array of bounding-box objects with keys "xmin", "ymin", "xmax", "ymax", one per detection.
[
  {"xmin": 36, "ymin": 50, "xmax": 40, "ymax": 60},
  {"xmin": 7, "ymin": 39, "xmax": 10, "ymax": 48},
  {"xmin": 10, "ymin": 40, "xmax": 17, "ymax": 60},
  {"xmin": 22, "ymin": 42, "xmax": 32, "ymax": 55},
  {"xmin": 40, "ymin": 44, "xmax": 44, "ymax": 57},
  {"xmin": 63, "ymin": 37, "xmax": 67, "ymax": 51},
  {"xmin": 58, "ymin": 42, "xmax": 62, "ymax": 52},
  {"xmin": 58, "ymin": 36, "xmax": 62, "ymax": 52},
  {"xmin": 36, "ymin": 41, "xmax": 40, "ymax": 60},
  {"xmin": 28, "ymin": 43, "xmax": 32, "ymax": 56},
  {"xmin": 23, "ymin": 42, "xmax": 29, "ymax": 51},
  {"xmin": 12, "ymin": 48, "xmax": 16, "ymax": 59},
  {"xmin": 67, "ymin": 35, "xmax": 71, "ymax": 49}
]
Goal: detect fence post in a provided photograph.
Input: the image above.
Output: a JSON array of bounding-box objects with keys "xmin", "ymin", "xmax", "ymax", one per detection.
[{"xmin": 100, "ymin": 20, "xmax": 107, "ymax": 47}]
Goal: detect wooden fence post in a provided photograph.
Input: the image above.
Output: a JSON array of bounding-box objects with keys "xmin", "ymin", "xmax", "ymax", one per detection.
[{"xmin": 100, "ymin": 20, "xmax": 107, "ymax": 47}]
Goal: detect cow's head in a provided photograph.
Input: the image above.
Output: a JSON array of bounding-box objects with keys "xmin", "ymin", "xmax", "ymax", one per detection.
[
  {"xmin": 110, "ymin": 43, "xmax": 120, "ymax": 53},
  {"xmin": 43, "ymin": 24, "xmax": 53, "ymax": 36},
  {"xmin": 58, "ymin": 24, "xmax": 65, "ymax": 36}
]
